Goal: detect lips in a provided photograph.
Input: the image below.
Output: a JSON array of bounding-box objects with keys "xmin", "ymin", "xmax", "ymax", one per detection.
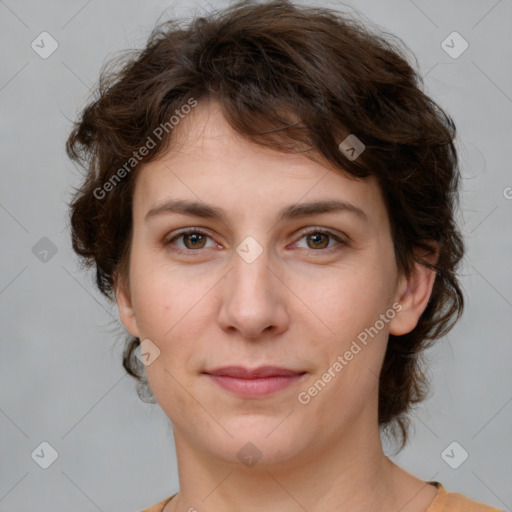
[
  {"xmin": 203, "ymin": 366, "xmax": 307, "ymax": 398},
  {"xmin": 204, "ymin": 366, "xmax": 305, "ymax": 378}
]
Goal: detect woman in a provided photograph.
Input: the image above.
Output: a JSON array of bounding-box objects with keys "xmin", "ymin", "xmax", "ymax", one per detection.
[{"xmin": 65, "ymin": 1, "xmax": 503, "ymax": 510}]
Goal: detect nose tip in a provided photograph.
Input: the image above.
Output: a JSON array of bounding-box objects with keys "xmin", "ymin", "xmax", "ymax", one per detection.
[{"xmin": 217, "ymin": 250, "xmax": 289, "ymax": 340}]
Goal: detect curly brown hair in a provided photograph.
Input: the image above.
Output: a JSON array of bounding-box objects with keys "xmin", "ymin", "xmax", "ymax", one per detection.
[{"xmin": 65, "ymin": 0, "xmax": 464, "ymax": 451}]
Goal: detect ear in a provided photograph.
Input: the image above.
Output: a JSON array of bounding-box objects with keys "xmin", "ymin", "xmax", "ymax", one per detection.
[
  {"xmin": 389, "ymin": 244, "xmax": 438, "ymax": 336},
  {"xmin": 114, "ymin": 271, "xmax": 140, "ymax": 338}
]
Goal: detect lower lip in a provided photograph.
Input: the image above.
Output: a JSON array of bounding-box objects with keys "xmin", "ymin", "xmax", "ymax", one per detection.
[{"xmin": 206, "ymin": 374, "xmax": 306, "ymax": 398}]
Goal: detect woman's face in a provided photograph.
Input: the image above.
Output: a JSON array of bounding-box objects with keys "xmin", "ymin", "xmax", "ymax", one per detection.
[{"xmin": 116, "ymin": 100, "xmax": 417, "ymax": 468}]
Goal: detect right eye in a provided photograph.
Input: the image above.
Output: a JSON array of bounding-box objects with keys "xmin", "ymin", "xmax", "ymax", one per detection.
[{"xmin": 164, "ymin": 228, "xmax": 218, "ymax": 255}]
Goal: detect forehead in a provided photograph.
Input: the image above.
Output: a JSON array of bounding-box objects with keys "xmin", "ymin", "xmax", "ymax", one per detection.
[
  {"xmin": 133, "ymin": 100, "xmax": 389, "ymax": 228},
  {"xmin": 158, "ymin": 99, "xmax": 329, "ymax": 176}
]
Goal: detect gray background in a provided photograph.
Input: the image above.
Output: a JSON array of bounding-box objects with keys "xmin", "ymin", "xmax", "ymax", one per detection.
[{"xmin": 1, "ymin": 0, "xmax": 511, "ymax": 510}]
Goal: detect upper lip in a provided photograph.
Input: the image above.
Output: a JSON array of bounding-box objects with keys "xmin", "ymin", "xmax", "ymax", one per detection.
[{"xmin": 204, "ymin": 366, "xmax": 306, "ymax": 378}]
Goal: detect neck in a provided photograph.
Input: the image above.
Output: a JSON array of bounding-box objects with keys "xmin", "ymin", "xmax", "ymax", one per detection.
[{"xmin": 166, "ymin": 420, "xmax": 419, "ymax": 512}]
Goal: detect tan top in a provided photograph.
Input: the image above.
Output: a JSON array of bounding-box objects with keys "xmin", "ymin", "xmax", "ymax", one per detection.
[{"xmin": 139, "ymin": 481, "xmax": 504, "ymax": 512}]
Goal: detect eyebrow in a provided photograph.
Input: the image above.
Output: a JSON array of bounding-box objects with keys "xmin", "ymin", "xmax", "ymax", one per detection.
[{"xmin": 144, "ymin": 198, "xmax": 368, "ymax": 224}]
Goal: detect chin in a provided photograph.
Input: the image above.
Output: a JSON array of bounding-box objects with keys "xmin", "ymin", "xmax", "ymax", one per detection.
[{"xmin": 207, "ymin": 428, "xmax": 310, "ymax": 470}]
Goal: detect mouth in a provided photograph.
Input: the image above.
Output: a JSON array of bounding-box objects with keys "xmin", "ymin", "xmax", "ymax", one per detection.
[{"xmin": 202, "ymin": 366, "xmax": 307, "ymax": 398}]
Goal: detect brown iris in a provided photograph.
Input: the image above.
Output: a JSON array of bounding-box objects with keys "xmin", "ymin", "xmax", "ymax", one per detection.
[{"xmin": 306, "ymin": 232, "xmax": 329, "ymax": 249}]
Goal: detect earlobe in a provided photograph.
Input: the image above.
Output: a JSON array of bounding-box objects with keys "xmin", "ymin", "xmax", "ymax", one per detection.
[
  {"xmin": 389, "ymin": 246, "xmax": 438, "ymax": 336},
  {"xmin": 114, "ymin": 273, "xmax": 140, "ymax": 338}
]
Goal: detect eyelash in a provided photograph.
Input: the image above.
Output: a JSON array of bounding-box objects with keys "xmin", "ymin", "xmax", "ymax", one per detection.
[{"xmin": 164, "ymin": 227, "xmax": 348, "ymax": 256}]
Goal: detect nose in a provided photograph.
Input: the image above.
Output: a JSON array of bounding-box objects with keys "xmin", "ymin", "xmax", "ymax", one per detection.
[{"xmin": 217, "ymin": 242, "xmax": 289, "ymax": 340}]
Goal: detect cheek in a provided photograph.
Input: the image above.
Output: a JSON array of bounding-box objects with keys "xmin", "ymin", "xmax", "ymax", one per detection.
[
  {"xmin": 298, "ymin": 265, "xmax": 392, "ymax": 337},
  {"xmin": 128, "ymin": 255, "xmax": 217, "ymax": 361},
  {"xmin": 130, "ymin": 268, "xmax": 208, "ymax": 415},
  {"xmin": 298, "ymin": 264, "xmax": 394, "ymax": 405},
  {"xmin": 129, "ymin": 256, "xmax": 207, "ymax": 338}
]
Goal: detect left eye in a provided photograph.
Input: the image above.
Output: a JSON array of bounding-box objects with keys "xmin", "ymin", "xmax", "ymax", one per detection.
[{"xmin": 293, "ymin": 229, "xmax": 345, "ymax": 253}]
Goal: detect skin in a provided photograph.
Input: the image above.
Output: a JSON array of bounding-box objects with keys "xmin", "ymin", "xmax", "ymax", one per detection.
[{"xmin": 116, "ymin": 99, "xmax": 439, "ymax": 512}]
